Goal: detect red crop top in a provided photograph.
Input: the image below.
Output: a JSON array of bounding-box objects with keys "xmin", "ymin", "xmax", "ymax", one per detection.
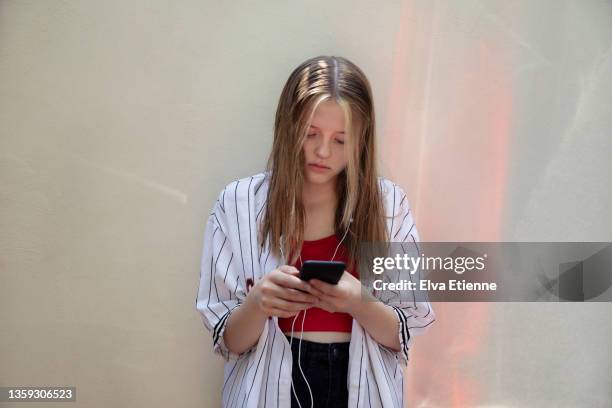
[{"xmin": 277, "ymin": 233, "xmax": 359, "ymax": 333}]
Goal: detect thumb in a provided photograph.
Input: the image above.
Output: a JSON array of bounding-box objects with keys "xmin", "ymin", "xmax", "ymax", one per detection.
[{"xmin": 279, "ymin": 265, "xmax": 300, "ymax": 276}]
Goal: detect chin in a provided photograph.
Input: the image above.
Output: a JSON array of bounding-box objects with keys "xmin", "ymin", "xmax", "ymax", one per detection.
[{"xmin": 305, "ymin": 170, "xmax": 338, "ymax": 185}]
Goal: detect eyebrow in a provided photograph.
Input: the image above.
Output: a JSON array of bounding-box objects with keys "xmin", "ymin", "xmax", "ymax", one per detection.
[{"xmin": 309, "ymin": 125, "xmax": 345, "ymax": 134}]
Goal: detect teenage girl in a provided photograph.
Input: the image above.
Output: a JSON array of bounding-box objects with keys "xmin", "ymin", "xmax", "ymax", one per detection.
[{"xmin": 196, "ymin": 55, "xmax": 435, "ymax": 408}]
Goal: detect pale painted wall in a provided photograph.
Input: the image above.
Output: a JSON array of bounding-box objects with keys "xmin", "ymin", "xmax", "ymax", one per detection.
[{"xmin": 1, "ymin": 1, "xmax": 610, "ymax": 407}]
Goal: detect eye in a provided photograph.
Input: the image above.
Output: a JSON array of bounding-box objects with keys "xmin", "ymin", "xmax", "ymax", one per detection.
[
  {"xmin": 307, "ymin": 133, "xmax": 317, "ymax": 138},
  {"xmin": 335, "ymin": 138, "xmax": 345, "ymax": 145}
]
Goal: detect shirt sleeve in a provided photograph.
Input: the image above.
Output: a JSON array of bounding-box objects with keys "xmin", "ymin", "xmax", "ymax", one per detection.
[
  {"xmin": 195, "ymin": 190, "xmax": 255, "ymax": 361},
  {"xmin": 380, "ymin": 184, "xmax": 436, "ymax": 367}
]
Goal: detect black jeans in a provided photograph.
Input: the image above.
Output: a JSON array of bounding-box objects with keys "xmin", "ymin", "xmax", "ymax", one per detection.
[{"xmin": 285, "ymin": 334, "xmax": 350, "ymax": 408}]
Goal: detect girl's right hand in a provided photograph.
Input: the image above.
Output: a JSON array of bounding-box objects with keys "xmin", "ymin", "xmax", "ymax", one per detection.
[{"xmin": 249, "ymin": 265, "xmax": 320, "ymax": 318}]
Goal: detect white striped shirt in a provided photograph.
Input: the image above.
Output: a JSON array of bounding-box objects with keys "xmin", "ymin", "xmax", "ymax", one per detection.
[{"xmin": 196, "ymin": 171, "xmax": 435, "ymax": 407}]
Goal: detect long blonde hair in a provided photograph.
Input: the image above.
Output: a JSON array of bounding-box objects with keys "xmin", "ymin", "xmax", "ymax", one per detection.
[{"xmin": 259, "ymin": 55, "xmax": 388, "ymax": 274}]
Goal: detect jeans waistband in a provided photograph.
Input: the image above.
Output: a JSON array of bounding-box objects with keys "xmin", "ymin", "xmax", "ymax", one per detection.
[{"xmin": 285, "ymin": 334, "xmax": 350, "ymax": 354}]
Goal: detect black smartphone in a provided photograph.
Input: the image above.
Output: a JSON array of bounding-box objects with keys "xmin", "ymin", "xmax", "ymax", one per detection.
[{"xmin": 299, "ymin": 260, "xmax": 346, "ymax": 284}]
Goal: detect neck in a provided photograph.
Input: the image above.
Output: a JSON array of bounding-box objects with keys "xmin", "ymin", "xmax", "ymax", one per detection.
[{"xmin": 302, "ymin": 178, "xmax": 338, "ymax": 210}]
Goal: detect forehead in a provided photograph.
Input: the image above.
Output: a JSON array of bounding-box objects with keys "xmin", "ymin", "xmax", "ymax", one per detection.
[{"xmin": 310, "ymin": 100, "xmax": 346, "ymax": 133}]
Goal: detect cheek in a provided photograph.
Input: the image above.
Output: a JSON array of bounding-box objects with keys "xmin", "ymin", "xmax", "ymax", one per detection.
[
  {"xmin": 303, "ymin": 140, "xmax": 315, "ymax": 155},
  {"xmin": 334, "ymin": 148, "xmax": 348, "ymax": 167}
]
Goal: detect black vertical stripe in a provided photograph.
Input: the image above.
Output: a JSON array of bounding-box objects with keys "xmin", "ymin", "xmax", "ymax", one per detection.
[
  {"xmin": 412, "ymin": 240, "xmax": 431, "ymax": 320},
  {"xmin": 222, "ymin": 359, "xmax": 239, "ymax": 396},
  {"xmin": 243, "ymin": 333, "xmax": 269, "ymax": 407},
  {"xmin": 399, "ymin": 243, "xmax": 417, "ymax": 308},
  {"xmin": 213, "ymin": 237, "xmax": 231, "ymax": 314},
  {"xmin": 394, "ymin": 305, "xmax": 410, "ymax": 353},
  {"xmin": 206, "ymin": 227, "xmax": 221, "ymax": 322},
  {"xmin": 195, "ymin": 218, "xmax": 213, "ymax": 308},
  {"xmin": 400, "ymin": 223, "xmax": 415, "ymax": 243},
  {"xmin": 254, "ymin": 174, "xmax": 265, "ymax": 196},
  {"xmin": 390, "ymin": 184, "xmax": 396, "ymax": 234},
  {"xmin": 221, "ymin": 187, "xmax": 227, "ymax": 212},
  {"xmin": 227, "ymin": 358, "xmax": 248, "ymax": 408},
  {"xmin": 213, "ymin": 306, "xmax": 235, "ymax": 345},
  {"xmin": 398, "ymin": 193, "xmax": 406, "ymax": 208},
  {"xmin": 232, "ymin": 329, "xmax": 263, "ymax": 408},
  {"xmin": 257, "ymin": 239, "xmax": 263, "ymax": 265},
  {"xmin": 276, "ymin": 339, "xmax": 286, "ymax": 408},
  {"xmin": 398, "ymin": 307, "xmax": 411, "ymax": 360},
  {"xmin": 374, "ymin": 348, "xmax": 400, "ymax": 407},
  {"xmin": 234, "ymin": 180, "xmax": 247, "ymax": 291},
  {"xmin": 393, "ymin": 209, "xmax": 411, "ymax": 239},
  {"xmin": 223, "ymin": 253, "xmax": 234, "ymax": 292},
  {"xmin": 212, "ymin": 213, "xmax": 226, "ymax": 236},
  {"xmin": 410, "ymin": 234, "xmax": 421, "ymax": 255},
  {"xmin": 391, "ymin": 307, "xmax": 408, "ymax": 361},
  {"xmin": 263, "ymin": 322, "xmax": 276, "ymax": 407},
  {"xmin": 216, "ymin": 199, "xmax": 226, "ymax": 214},
  {"xmin": 365, "ymin": 370, "xmax": 373, "ymax": 408},
  {"xmin": 390, "ymin": 307, "xmax": 409, "ymax": 364},
  {"xmin": 399, "ymin": 371, "xmax": 404, "ymax": 407},
  {"xmin": 247, "ymin": 176, "xmax": 255, "ymax": 281},
  {"xmin": 256, "ymin": 201, "xmax": 266, "ymax": 222},
  {"xmin": 263, "ymin": 246, "xmax": 271, "ymax": 273},
  {"xmin": 230, "ymin": 355, "xmax": 251, "ymax": 408},
  {"xmin": 218, "ymin": 306, "xmax": 237, "ymax": 345}
]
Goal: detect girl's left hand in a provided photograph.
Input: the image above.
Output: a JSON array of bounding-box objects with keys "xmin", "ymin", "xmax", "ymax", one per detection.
[{"xmin": 308, "ymin": 271, "xmax": 362, "ymax": 315}]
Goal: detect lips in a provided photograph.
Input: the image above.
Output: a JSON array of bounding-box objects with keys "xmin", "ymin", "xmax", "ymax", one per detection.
[{"xmin": 309, "ymin": 163, "xmax": 330, "ymax": 169}]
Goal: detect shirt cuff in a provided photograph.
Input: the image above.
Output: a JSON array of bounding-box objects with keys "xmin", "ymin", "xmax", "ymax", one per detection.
[
  {"xmin": 212, "ymin": 303, "xmax": 256, "ymax": 361},
  {"xmin": 383, "ymin": 304, "xmax": 411, "ymax": 367}
]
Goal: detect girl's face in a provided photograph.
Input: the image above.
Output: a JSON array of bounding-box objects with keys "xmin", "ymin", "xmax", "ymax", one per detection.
[{"xmin": 303, "ymin": 100, "xmax": 349, "ymax": 186}]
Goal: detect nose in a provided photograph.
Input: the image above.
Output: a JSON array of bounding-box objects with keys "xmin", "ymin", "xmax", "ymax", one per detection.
[{"xmin": 315, "ymin": 136, "xmax": 332, "ymax": 159}]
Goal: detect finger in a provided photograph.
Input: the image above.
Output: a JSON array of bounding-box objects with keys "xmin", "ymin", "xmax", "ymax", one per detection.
[
  {"xmin": 310, "ymin": 279, "xmax": 336, "ymax": 296},
  {"xmin": 267, "ymin": 307, "xmax": 299, "ymax": 318},
  {"xmin": 264, "ymin": 282, "xmax": 318, "ymax": 304},
  {"xmin": 305, "ymin": 284, "xmax": 325, "ymax": 298},
  {"xmin": 278, "ymin": 265, "xmax": 300, "ymax": 276},
  {"xmin": 269, "ymin": 297, "xmax": 314, "ymax": 312},
  {"xmin": 271, "ymin": 285, "xmax": 318, "ymax": 303},
  {"xmin": 280, "ymin": 287, "xmax": 319, "ymax": 303},
  {"xmin": 274, "ymin": 272, "xmax": 316, "ymax": 293}
]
